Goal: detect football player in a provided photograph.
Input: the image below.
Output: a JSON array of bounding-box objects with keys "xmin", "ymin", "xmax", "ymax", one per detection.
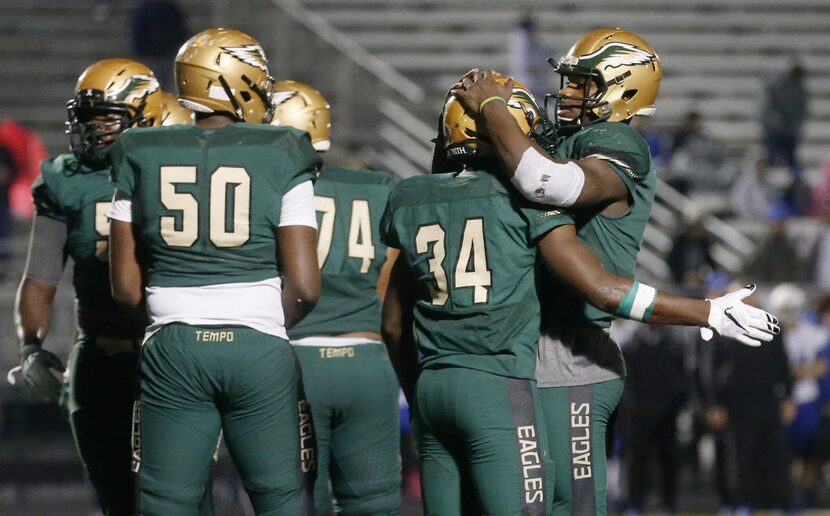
[
  {"xmin": 14, "ymin": 58, "xmax": 161, "ymax": 515},
  {"xmin": 107, "ymin": 28, "xmax": 321, "ymax": 515},
  {"xmin": 273, "ymin": 81, "xmax": 401, "ymax": 515},
  {"xmin": 452, "ymin": 28, "xmax": 778, "ymax": 515},
  {"xmin": 160, "ymin": 91, "xmax": 194, "ymax": 125},
  {"xmin": 380, "ymin": 77, "xmax": 561, "ymax": 515}
]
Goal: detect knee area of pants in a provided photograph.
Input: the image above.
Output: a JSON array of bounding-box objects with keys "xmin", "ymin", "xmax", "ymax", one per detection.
[{"xmin": 336, "ymin": 491, "xmax": 401, "ymax": 515}]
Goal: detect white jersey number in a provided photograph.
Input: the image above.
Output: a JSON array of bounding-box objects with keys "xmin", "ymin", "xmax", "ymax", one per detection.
[
  {"xmin": 159, "ymin": 165, "xmax": 251, "ymax": 247},
  {"xmin": 314, "ymin": 196, "xmax": 375, "ymax": 273},
  {"xmin": 414, "ymin": 218, "xmax": 491, "ymax": 306}
]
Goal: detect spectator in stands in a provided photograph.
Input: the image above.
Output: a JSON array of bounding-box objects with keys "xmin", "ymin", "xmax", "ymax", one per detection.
[
  {"xmin": 809, "ymin": 197, "xmax": 830, "ymax": 293},
  {"xmin": 697, "ymin": 272, "xmax": 737, "ymax": 511},
  {"xmin": 759, "ymin": 59, "xmax": 808, "ymax": 177},
  {"xmin": 811, "ymin": 157, "xmax": 830, "ymax": 216},
  {"xmin": 0, "ymin": 143, "xmax": 17, "ymax": 278},
  {"xmin": 704, "ymin": 281, "xmax": 794, "ymax": 512},
  {"xmin": 730, "ymin": 151, "xmax": 780, "ymax": 220},
  {"xmin": 664, "ymin": 111, "xmax": 724, "ymax": 194},
  {"xmin": 667, "ymin": 217, "xmax": 715, "ymax": 290},
  {"xmin": 632, "ymin": 116, "xmax": 670, "ymax": 169},
  {"xmin": 130, "ymin": 0, "xmax": 188, "ymax": 89},
  {"xmin": 815, "ymin": 297, "xmax": 830, "ymax": 507},
  {"xmin": 744, "ymin": 218, "xmax": 809, "ymax": 284},
  {"xmin": 0, "ymin": 117, "xmax": 48, "ymax": 220},
  {"xmin": 773, "ymin": 284, "xmax": 830, "ymax": 507},
  {"xmin": 507, "ymin": 14, "xmax": 552, "ymax": 102},
  {"xmin": 620, "ymin": 325, "xmax": 688, "ymax": 514}
]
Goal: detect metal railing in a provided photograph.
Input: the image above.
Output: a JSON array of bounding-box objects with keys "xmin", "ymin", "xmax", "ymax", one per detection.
[{"xmin": 261, "ymin": 0, "xmax": 753, "ymax": 281}]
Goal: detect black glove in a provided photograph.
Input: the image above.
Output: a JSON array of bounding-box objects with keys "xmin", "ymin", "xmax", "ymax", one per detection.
[{"xmin": 20, "ymin": 344, "xmax": 65, "ymax": 403}]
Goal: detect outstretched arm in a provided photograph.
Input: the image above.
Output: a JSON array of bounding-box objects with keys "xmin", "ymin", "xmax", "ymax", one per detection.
[
  {"xmin": 381, "ymin": 253, "xmax": 419, "ymax": 405},
  {"xmin": 537, "ymin": 224, "xmax": 779, "ymax": 346}
]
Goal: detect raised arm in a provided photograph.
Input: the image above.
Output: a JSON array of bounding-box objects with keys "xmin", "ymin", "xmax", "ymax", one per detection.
[
  {"xmin": 537, "ymin": 224, "xmax": 779, "ymax": 346},
  {"xmin": 452, "ymin": 72, "xmax": 628, "ymax": 210}
]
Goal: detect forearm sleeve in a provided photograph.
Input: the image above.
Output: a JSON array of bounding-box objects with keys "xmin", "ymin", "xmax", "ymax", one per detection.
[
  {"xmin": 511, "ymin": 147, "xmax": 585, "ymax": 207},
  {"xmin": 23, "ymin": 216, "xmax": 67, "ymax": 285}
]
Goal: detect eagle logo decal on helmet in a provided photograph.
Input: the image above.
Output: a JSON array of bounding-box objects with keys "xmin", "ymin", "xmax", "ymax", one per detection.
[
  {"xmin": 271, "ymin": 90, "xmax": 298, "ymax": 108},
  {"xmin": 580, "ymin": 42, "xmax": 657, "ymax": 71},
  {"xmin": 221, "ymin": 45, "xmax": 269, "ymax": 72},
  {"xmin": 108, "ymin": 74, "xmax": 161, "ymax": 104}
]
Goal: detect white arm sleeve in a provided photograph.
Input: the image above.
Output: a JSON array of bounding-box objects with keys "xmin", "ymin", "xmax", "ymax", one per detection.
[
  {"xmin": 279, "ymin": 180, "xmax": 317, "ymax": 228},
  {"xmin": 511, "ymin": 147, "xmax": 585, "ymax": 207},
  {"xmin": 107, "ymin": 189, "xmax": 133, "ymax": 222}
]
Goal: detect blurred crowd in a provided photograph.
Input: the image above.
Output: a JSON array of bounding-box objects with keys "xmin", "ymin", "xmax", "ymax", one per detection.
[{"xmin": 610, "ymin": 281, "xmax": 830, "ymax": 513}]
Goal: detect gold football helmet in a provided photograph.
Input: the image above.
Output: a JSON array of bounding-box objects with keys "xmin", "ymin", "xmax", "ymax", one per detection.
[
  {"xmin": 160, "ymin": 91, "xmax": 194, "ymax": 125},
  {"xmin": 443, "ymin": 73, "xmax": 540, "ymax": 163},
  {"xmin": 270, "ymin": 80, "xmax": 331, "ymax": 151},
  {"xmin": 175, "ymin": 28, "xmax": 275, "ymax": 123},
  {"xmin": 551, "ymin": 28, "xmax": 662, "ymax": 130},
  {"xmin": 67, "ymin": 58, "xmax": 162, "ymax": 164}
]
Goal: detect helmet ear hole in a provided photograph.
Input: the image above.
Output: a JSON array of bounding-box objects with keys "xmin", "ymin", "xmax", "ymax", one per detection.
[
  {"xmin": 240, "ymin": 91, "xmax": 251, "ymax": 102},
  {"xmin": 622, "ymin": 89, "xmax": 638, "ymax": 101}
]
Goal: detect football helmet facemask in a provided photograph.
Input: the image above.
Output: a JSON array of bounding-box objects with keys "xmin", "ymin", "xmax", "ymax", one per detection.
[
  {"xmin": 270, "ymin": 81, "xmax": 331, "ymax": 151},
  {"xmin": 175, "ymin": 28, "xmax": 276, "ymax": 123},
  {"xmin": 67, "ymin": 58, "xmax": 162, "ymax": 166},
  {"xmin": 161, "ymin": 91, "xmax": 194, "ymax": 125},
  {"xmin": 443, "ymin": 73, "xmax": 540, "ymax": 164},
  {"xmin": 548, "ymin": 28, "xmax": 662, "ymax": 136}
]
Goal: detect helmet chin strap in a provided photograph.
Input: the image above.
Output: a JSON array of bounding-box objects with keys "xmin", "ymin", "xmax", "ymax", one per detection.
[
  {"xmin": 218, "ymin": 75, "xmax": 245, "ymax": 121},
  {"xmin": 242, "ymin": 74, "xmax": 275, "ymax": 123}
]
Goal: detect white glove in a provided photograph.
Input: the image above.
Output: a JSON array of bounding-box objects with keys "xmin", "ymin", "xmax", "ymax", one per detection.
[{"xmin": 700, "ymin": 284, "xmax": 779, "ymax": 347}]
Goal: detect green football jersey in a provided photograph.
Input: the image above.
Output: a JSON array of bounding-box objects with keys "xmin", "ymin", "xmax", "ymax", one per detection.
[
  {"xmin": 541, "ymin": 121, "xmax": 655, "ymax": 330},
  {"xmin": 288, "ymin": 167, "xmax": 395, "ymax": 340},
  {"xmin": 108, "ymin": 123, "xmax": 319, "ymax": 288},
  {"xmin": 32, "ymin": 153, "xmax": 145, "ymax": 337},
  {"xmin": 380, "ymin": 169, "xmax": 570, "ymax": 380}
]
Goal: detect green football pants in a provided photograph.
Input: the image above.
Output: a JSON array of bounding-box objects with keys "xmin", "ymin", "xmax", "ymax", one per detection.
[
  {"xmin": 539, "ymin": 378, "xmax": 624, "ymax": 516},
  {"xmin": 415, "ymin": 367, "xmax": 551, "ymax": 516},
  {"xmin": 67, "ymin": 335, "xmax": 140, "ymax": 515},
  {"xmin": 293, "ymin": 343, "xmax": 401, "ymax": 515},
  {"xmin": 136, "ymin": 324, "xmax": 314, "ymax": 516}
]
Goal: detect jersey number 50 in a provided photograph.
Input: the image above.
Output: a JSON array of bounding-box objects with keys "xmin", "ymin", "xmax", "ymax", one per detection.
[{"xmin": 159, "ymin": 165, "xmax": 251, "ymax": 248}]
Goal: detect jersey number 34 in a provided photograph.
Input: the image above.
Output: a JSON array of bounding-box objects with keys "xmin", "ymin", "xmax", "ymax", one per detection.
[{"xmin": 416, "ymin": 218, "xmax": 492, "ymax": 306}]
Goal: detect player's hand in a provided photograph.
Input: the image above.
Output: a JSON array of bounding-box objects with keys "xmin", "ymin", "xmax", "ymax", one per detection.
[
  {"xmin": 700, "ymin": 284, "xmax": 779, "ymax": 347},
  {"xmin": 451, "ymin": 70, "xmax": 513, "ymax": 116},
  {"xmin": 19, "ymin": 344, "xmax": 65, "ymax": 402}
]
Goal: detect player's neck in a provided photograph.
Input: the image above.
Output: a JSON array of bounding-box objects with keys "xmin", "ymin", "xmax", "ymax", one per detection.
[{"xmin": 195, "ymin": 115, "xmax": 236, "ymax": 129}]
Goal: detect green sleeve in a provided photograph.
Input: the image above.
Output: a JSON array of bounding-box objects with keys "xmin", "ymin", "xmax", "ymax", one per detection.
[
  {"xmin": 573, "ymin": 123, "xmax": 652, "ymax": 194},
  {"xmin": 281, "ymin": 131, "xmax": 321, "ymax": 193},
  {"xmin": 520, "ymin": 203, "xmax": 574, "ymax": 242},
  {"xmin": 379, "ymin": 190, "xmax": 400, "ymax": 248},
  {"xmin": 31, "ymin": 163, "xmax": 65, "ymax": 222},
  {"xmin": 106, "ymin": 136, "xmax": 137, "ymax": 197}
]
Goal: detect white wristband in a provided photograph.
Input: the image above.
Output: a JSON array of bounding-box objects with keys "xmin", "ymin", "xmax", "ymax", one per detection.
[{"xmin": 511, "ymin": 147, "xmax": 585, "ymax": 207}]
